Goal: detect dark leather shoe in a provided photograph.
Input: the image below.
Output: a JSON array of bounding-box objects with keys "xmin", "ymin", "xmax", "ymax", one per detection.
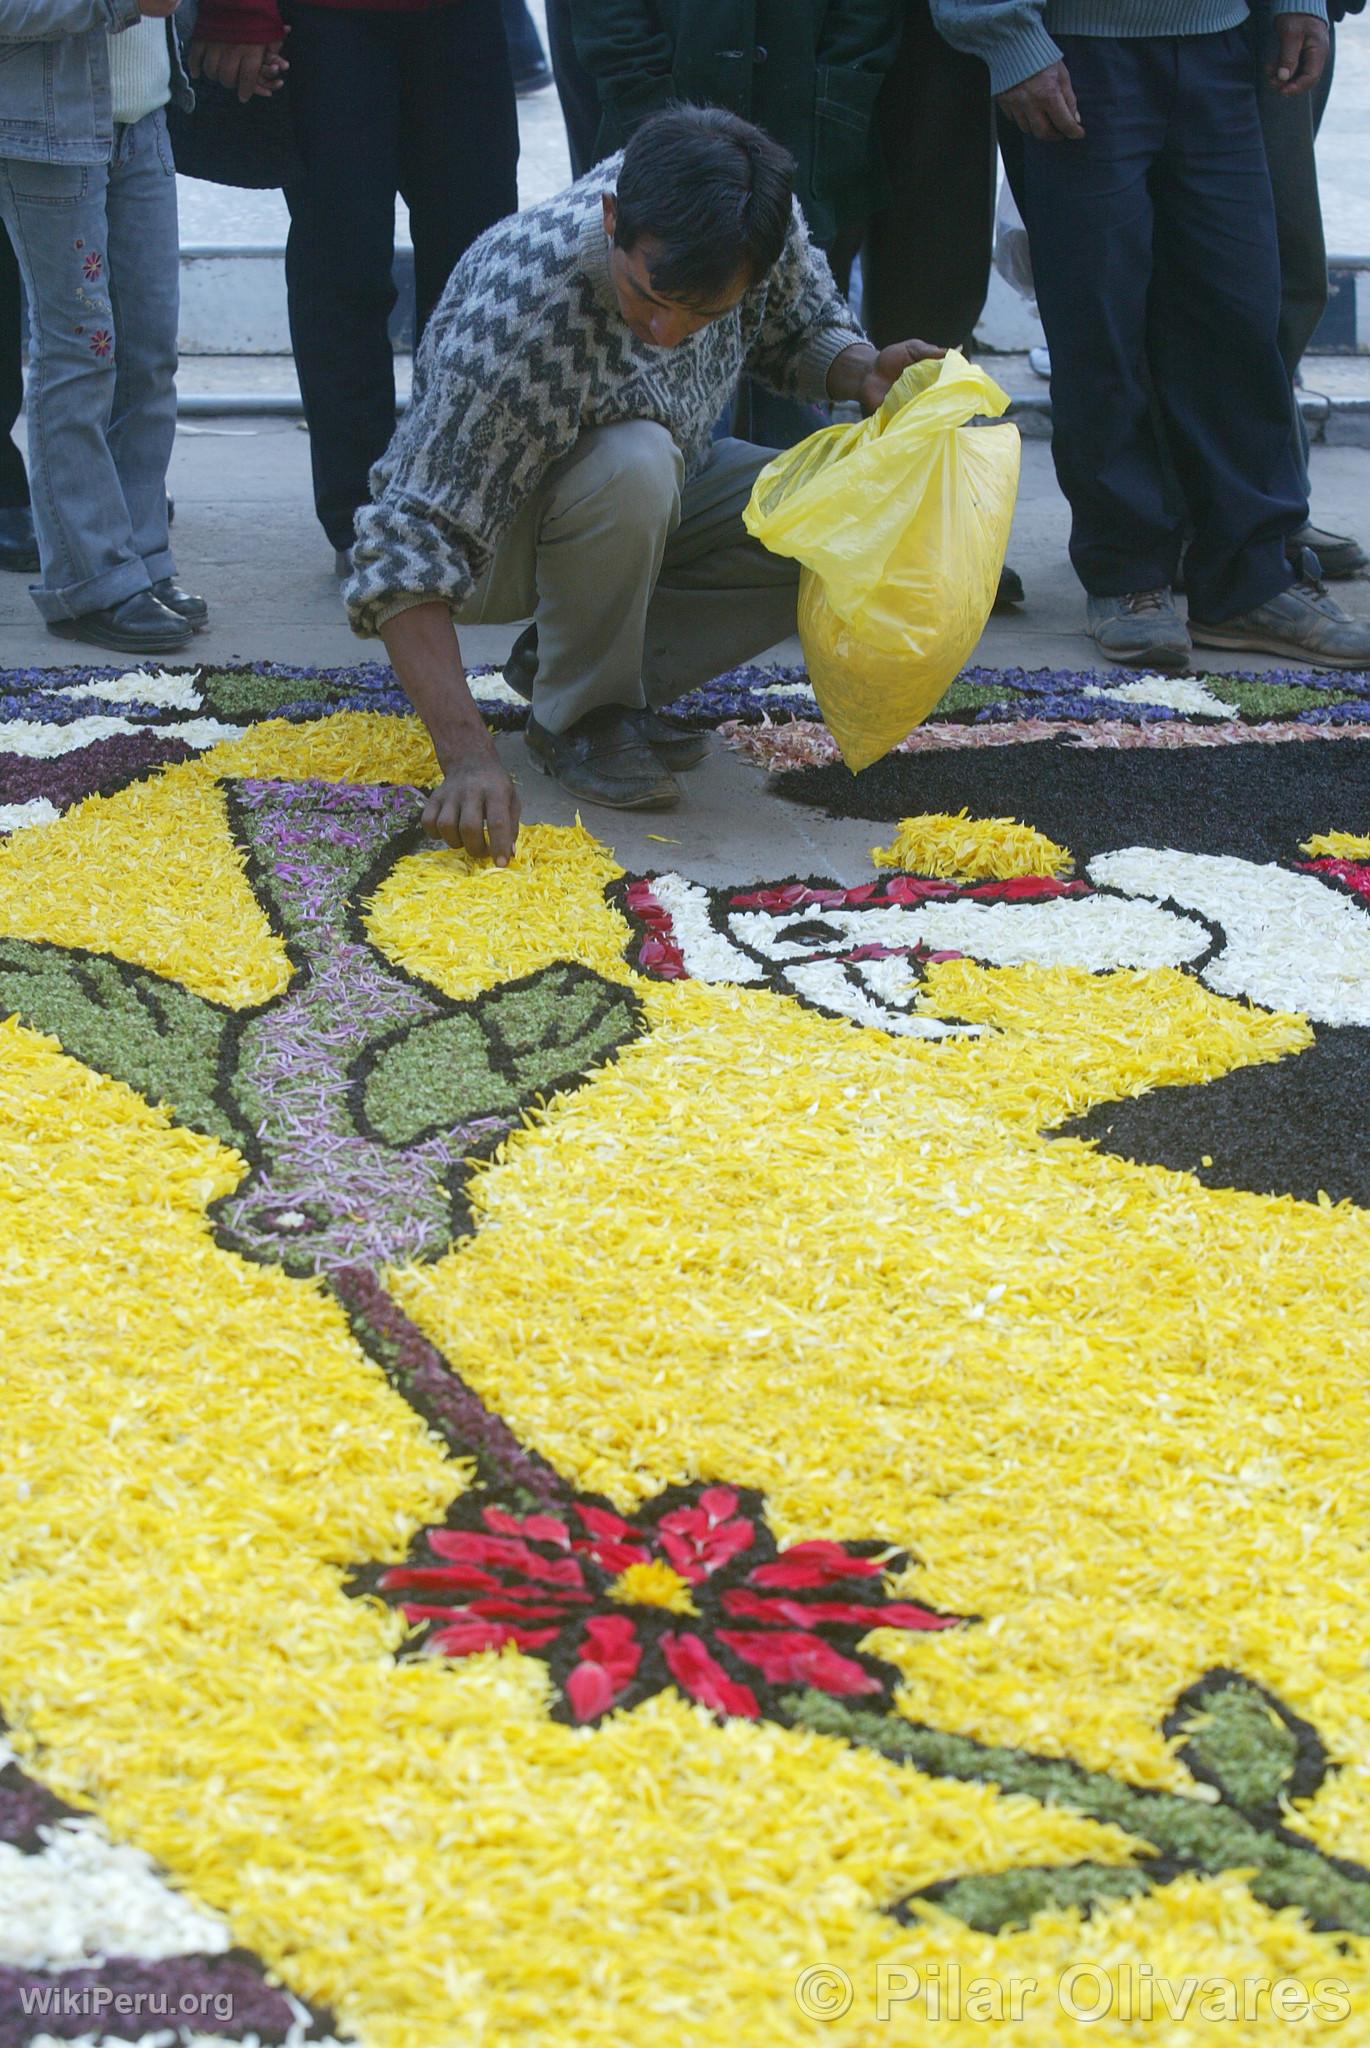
[
  {"xmin": 992, "ymin": 562, "xmax": 1024, "ymax": 613},
  {"xmin": 524, "ymin": 708, "xmax": 680, "ymax": 809},
  {"xmin": 502, "ymin": 623, "xmax": 538, "ymax": 699},
  {"xmin": 0, "ymin": 505, "xmax": 38, "ymax": 574},
  {"xmin": 48, "ymin": 589, "xmax": 195, "ymax": 655},
  {"xmin": 627, "ymin": 707, "xmax": 708, "ymax": 770},
  {"xmin": 150, "ymin": 577, "xmax": 208, "ymax": 630}
]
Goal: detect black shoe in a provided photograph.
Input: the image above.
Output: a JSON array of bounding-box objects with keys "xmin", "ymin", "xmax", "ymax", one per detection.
[
  {"xmin": 514, "ymin": 60, "xmax": 553, "ymax": 94},
  {"xmin": 47, "ymin": 589, "xmax": 195, "ymax": 655},
  {"xmin": 502, "ymin": 623, "xmax": 538, "ymax": 699},
  {"xmin": 150, "ymin": 577, "xmax": 209, "ymax": 630},
  {"xmin": 992, "ymin": 562, "xmax": 1025, "ymax": 613},
  {"xmin": 627, "ymin": 707, "xmax": 708, "ymax": 770},
  {"xmin": 0, "ymin": 505, "xmax": 38, "ymax": 574},
  {"xmin": 524, "ymin": 708, "xmax": 680, "ymax": 809}
]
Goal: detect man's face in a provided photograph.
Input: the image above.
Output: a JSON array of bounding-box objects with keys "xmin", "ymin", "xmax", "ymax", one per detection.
[{"xmin": 601, "ymin": 193, "xmax": 751, "ymax": 349}]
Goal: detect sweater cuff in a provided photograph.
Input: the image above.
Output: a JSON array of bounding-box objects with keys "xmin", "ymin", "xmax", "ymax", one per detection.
[
  {"xmin": 1272, "ymin": 0, "xmax": 1328, "ymax": 14},
  {"xmin": 985, "ymin": 22, "xmax": 1064, "ymax": 96},
  {"xmin": 797, "ymin": 322, "xmax": 869, "ymax": 404},
  {"xmin": 348, "ymin": 589, "xmax": 450, "ymax": 639},
  {"xmin": 193, "ymin": 0, "xmax": 285, "ymax": 42}
]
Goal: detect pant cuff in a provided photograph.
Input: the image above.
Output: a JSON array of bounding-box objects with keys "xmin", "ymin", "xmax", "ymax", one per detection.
[{"xmin": 30, "ymin": 557, "xmax": 153, "ymax": 624}]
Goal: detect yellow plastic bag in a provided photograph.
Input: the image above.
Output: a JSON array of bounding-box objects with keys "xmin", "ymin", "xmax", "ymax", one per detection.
[{"xmin": 743, "ymin": 350, "xmax": 1020, "ymax": 771}]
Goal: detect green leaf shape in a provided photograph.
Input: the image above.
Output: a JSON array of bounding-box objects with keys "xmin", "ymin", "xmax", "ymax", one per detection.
[
  {"xmin": 784, "ymin": 1690, "xmax": 1370, "ymax": 1938},
  {"xmin": 361, "ymin": 963, "xmax": 643, "ymax": 1147},
  {"xmin": 1200, "ymin": 675, "xmax": 1351, "ymax": 718},
  {"xmin": 0, "ymin": 937, "xmax": 242, "ymax": 1150},
  {"xmin": 907, "ymin": 1861, "xmax": 1155, "ymax": 1933},
  {"xmin": 198, "ymin": 669, "xmax": 356, "ymax": 719},
  {"xmin": 933, "ymin": 679, "xmax": 1025, "ymax": 719},
  {"xmin": 1168, "ymin": 1674, "xmax": 1303, "ymax": 1815}
]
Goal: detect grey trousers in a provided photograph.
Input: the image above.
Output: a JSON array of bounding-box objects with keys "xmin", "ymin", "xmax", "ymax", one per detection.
[{"xmin": 457, "ymin": 422, "xmax": 799, "ymax": 733}]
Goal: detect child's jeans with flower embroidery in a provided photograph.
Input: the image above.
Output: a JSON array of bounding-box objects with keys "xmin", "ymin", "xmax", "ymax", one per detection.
[{"xmin": 0, "ymin": 108, "xmax": 179, "ymax": 622}]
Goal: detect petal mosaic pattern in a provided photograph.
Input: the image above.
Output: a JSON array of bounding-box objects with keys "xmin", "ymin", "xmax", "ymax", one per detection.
[{"xmin": 0, "ymin": 663, "xmax": 1367, "ymax": 2048}]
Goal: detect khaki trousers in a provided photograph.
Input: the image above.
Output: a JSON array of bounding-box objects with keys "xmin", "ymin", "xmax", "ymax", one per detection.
[{"xmin": 457, "ymin": 421, "xmax": 800, "ymax": 733}]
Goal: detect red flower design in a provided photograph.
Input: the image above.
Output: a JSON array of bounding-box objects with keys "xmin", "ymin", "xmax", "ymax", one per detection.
[
  {"xmin": 83, "ymin": 250, "xmax": 103, "ymax": 282},
  {"xmin": 374, "ymin": 1482, "xmax": 964, "ymax": 1724},
  {"xmin": 88, "ymin": 330, "xmax": 113, "ymax": 359}
]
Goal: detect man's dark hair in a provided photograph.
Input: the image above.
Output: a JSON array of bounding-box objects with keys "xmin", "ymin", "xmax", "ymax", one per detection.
[{"xmin": 613, "ymin": 106, "xmax": 796, "ymax": 307}]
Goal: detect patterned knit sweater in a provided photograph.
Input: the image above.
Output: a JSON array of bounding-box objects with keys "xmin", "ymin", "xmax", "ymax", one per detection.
[{"xmin": 344, "ymin": 163, "xmax": 866, "ymax": 640}]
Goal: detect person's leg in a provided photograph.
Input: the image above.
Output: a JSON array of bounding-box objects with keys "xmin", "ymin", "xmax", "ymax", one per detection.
[
  {"xmin": 283, "ymin": 2, "xmax": 403, "ymax": 552},
  {"xmin": 1146, "ymin": 28, "xmax": 1305, "ymax": 625},
  {"xmin": 643, "ymin": 437, "xmax": 799, "ymax": 706},
  {"xmin": 499, "ymin": 0, "xmax": 548, "ymax": 81},
  {"xmin": 544, "ymin": 0, "xmax": 604, "ymax": 178},
  {"xmin": 103, "ymin": 109, "xmax": 180, "ymax": 587},
  {"xmin": 1020, "ymin": 38, "xmax": 1182, "ymax": 601},
  {"xmin": 0, "ymin": 225, "xmax": 29, "ymax": 512},
  {"xmin": 860, "ymin": 0, "xmax": 997, "ymax": 347},
  {"xmin": 0, "ymin": 152, "xmax": 163, "ymax": 621},
  {"xmin": 396, "ymin": 0, "xmax": 518, "ymax": 343}
]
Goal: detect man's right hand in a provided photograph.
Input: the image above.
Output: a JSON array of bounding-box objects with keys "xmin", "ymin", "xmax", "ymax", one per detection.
[
  {"xmin": 996, "ymin": 61, "xmax": 1084, "ymax": 140},
  {"xmin": 422, "ymin": 750, "xmax": 521, "ymax": 865}
]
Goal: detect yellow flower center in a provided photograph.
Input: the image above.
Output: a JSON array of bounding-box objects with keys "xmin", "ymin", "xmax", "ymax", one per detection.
[{"xmin": 607, "ymin": 1560, "xmax": 698, "ymax": 1614}]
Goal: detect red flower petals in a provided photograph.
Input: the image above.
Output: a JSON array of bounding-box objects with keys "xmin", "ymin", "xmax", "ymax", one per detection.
[
  {"xmin": 427, "ymin": 1529, "xmax": 587, "ymax": 1587},
  {"xmin": 661, "ymin": 1631, "xmax": 760, "ymax": 1718},
  {"xmin": 750, "ymin": 1541, "xmax": 887, "ymax": 1588},
  {"xmin": 657, "ymin": 1496, "xmax": 755, "ymax": 1582},
  {"xmin": 715, "ymin": 1628, "xmax": 883, "ymax": 1696},
  {"xmin": 566, "ymin": 1614, "xmax": 643, "ymax": 1722},
  {"xmin": 381, "ymin": 1485, "xmax": 966, "ymax": 1725},
  {"xmin": 426, "ymin": 1620, "xmax": 560, "ymax": 1655}
]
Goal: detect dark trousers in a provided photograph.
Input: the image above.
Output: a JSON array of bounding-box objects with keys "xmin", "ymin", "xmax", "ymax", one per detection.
[
  {"xmin": 1253, "ymin": 10, "xmax": 1336, "ymax": 495},
  {"xmin": 545, "ymin": 0, "xmax": 605, "ymax": 180},
  {"xmin": 859, "ymin": 0, "xmax": 996, "ymax": 347},
  {"xmin": 283, "ymin": 0, "xmax": 519, "ymax": 549},
  {"xmin": 1021, "ymin": 29, "xmax": 1306, "ymax": 623},
  {"xmin": 0, "ymin": 225, "xmax": 28, "ymax": 511}
]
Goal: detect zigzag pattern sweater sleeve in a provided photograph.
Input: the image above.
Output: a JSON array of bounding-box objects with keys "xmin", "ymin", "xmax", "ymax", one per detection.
[{"xmin": 344, "ymin": 174, "xmax": 866, "ymax": 640}]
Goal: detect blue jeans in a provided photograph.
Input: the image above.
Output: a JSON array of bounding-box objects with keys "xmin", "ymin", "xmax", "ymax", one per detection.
[
  {"xmin": 1020, "ymin": 30, "xmax": 1306, "ymax": 624},
  {"xmin": 0, "ymin": 108, "xmax": 179, "ymax": 621}
]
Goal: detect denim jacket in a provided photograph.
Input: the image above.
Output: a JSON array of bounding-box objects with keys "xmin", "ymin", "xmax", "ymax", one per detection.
[{"xmin": 0, "ymin": 0, "xmax": 194, "ymax": 166}]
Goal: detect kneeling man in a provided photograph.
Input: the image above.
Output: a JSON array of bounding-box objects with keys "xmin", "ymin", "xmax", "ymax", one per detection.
[{"xmin": 344, "ymin": 105, "xmax": 938, "ymax": 863}]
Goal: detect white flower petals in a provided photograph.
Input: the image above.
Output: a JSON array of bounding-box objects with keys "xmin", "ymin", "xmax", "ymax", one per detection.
[
  {"xmin": 54, "ymin": 670, "xmax": 204, "ymax": 712},
  {"xmin": 0, "ymin": 1823, "xmax": 231, "ymax": 1969},
  {"xmin": 1081, "ymin": 675, "xmax": 1230, "ymax": 718},
  {"xmin": 1089, "ymin": 848, "xmax": 1370, "ymax": 1025}
]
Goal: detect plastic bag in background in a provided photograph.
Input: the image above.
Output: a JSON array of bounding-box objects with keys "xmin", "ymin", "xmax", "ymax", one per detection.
[
  {"xmin": 992, "ymin": 177, "xmax": 1036, "ymax": 305},
  {"xmin": 742, "ymin": 351, "xmax": 1020, "ymax": 772}
]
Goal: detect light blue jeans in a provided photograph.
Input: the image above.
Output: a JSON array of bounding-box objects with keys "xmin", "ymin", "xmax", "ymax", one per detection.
[{"xmin": 0, "ymin": 108, "xmax": 179, "ymax": 621}]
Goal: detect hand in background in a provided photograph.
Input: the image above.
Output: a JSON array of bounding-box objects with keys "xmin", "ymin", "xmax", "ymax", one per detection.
[
  {"xmin": 187, "ymin": 37, "xmax": 289, "ymax": 101},
  {"xmin": 1269, "ymin": 12, "xmax": 1330, "ymax": 94},
  {"xmin": 996, "ymin": 61, "xmax": 1084, "ymax": 140}
]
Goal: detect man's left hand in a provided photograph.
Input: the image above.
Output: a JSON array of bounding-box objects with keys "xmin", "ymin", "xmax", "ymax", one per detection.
[
  {"xmin": 827, "ymin": 338, "xmax": 946, "ymax": 415},
  {"xmin": 1269, "ymin": 12, "xmax": 1329, "ymax": 94}
]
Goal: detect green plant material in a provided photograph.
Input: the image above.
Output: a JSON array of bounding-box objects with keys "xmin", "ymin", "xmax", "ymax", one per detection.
[
  {"xmin": 1172, "ymin": 1674, "xmax": 1301, "ymax": 1814},
  {"xmin": 1200, "ymin": 675, "xmax": 1349, "ymax": 718},
  {"xmin": 0, "ymin": 937, "xmax": 242, "ymax": 1149},
  {"xmin": 363, "ymin": 965, "xmax": 642, "ymax": 1146},
  {"xmin": 933, "ymin": 679, "xmax": 1025, "ymax": 719},
  {"xmin": 782, "ymin": 1690, "xmax": 1370, "ymax": 1937}
]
